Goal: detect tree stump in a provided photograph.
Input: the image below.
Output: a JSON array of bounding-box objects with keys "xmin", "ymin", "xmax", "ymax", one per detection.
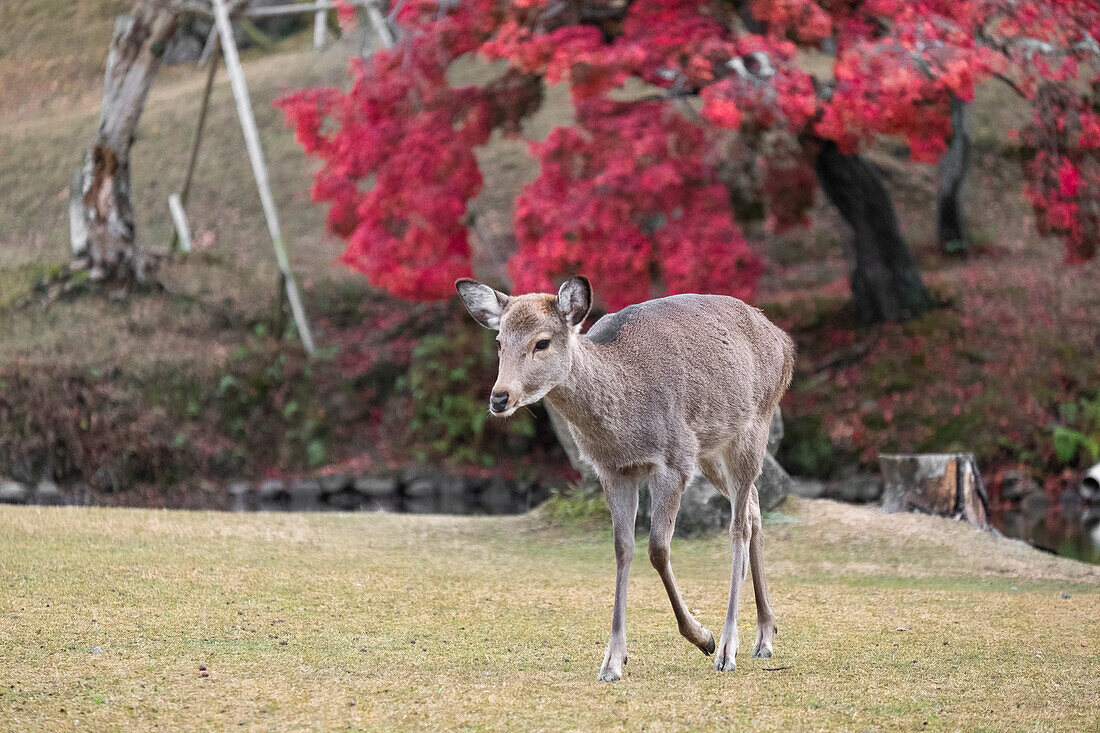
[{"xmin": 879, "ymin": 453, "xmax": 989, "ymax": 527}]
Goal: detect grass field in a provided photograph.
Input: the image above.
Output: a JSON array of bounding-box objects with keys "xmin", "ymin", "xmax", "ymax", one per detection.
[{"xmin": 2, "ymin": 497, "xmax": 1097, "ymax": 731}]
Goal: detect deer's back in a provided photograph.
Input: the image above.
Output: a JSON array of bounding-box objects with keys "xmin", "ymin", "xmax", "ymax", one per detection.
[{"xmin": 584, "ymin": 294, "xmax": 792, "ymax": 450}]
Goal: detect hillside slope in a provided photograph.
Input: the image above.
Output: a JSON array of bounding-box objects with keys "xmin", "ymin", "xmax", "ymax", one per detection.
[{"xmin": 1, "ymin": 8, "xmax": 1098, "ymax": 495}]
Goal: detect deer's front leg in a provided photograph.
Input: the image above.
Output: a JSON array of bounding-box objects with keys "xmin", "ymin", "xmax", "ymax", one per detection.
[{"xmin": 597, "ymin": 475, "xmax": 638, "ymax": 682}]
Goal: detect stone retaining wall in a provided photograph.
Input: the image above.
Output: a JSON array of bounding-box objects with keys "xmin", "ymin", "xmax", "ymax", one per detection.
[
  {"xmin": 232, "ymin": 470, "xmax": 549, "ymax": 514},
  {"xmin": 0, "ymin": 472, "xmax": 551, "ymax": 516},
  {"xmin": 0, "ymin": 410, "xmax": 794, "ymax": 523}
]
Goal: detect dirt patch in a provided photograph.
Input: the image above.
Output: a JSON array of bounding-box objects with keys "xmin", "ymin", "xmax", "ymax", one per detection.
[{"xmin": 782, "ymin": 497, "xmax": 1100, "ymax": 584}]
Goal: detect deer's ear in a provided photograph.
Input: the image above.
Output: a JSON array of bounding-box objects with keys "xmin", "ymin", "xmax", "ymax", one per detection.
[
  {"xmin": 455, "ymin": 279, "xmax": 509, "ymax": 330},
  {"xmin": 556, "ymin": 276, "xmax": 592, "ymax": 330}
]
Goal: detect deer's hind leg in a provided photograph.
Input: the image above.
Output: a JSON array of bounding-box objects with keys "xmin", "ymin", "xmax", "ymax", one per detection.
[
  {"xmin": 647, "ymin": 463, "xmax": 715, "ymax": 656},
  {"xmin": 699, "ymin": 421, "xmax": 772, "ymax": 672},
  {"xmin": 748, "ymin": 484, "xmax": 777, "ymax": 658}
]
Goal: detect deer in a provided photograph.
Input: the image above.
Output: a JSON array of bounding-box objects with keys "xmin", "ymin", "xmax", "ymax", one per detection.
[{"xmin": 455, "ymin": 275, "xmax": 794, "ymax": 682}]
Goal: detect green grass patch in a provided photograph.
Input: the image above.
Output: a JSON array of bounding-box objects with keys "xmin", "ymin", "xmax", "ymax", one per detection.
[{"xmin": 536, "ymin": 488, "xmax": 612, "ymax": 527}]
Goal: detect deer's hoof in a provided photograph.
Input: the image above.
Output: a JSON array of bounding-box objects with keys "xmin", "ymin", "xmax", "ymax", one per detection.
[
  {"xmin": 715, "ymin": 656, "xmax": 737, "ymax": 672},
  {"xmin": 597, "ymin": 669, "xmax": 622, "ymax": 683},
  {"xmin": 699, "ymin": 630, "xmax": 716, "ymax": 656},
  {"xmin": 752, "ymin": 644, "xmax": 773, "ymax": 658},
  {"xmin": 714, "ymin": 634, "xmax": 736, "ymax": 671}
]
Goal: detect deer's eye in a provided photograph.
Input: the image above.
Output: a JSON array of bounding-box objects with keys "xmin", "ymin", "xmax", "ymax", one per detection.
[
  {"xmin": 495, "ymin": 339, "xmax": 502, "ymax": 351},
  {"xmin": 534, "ymin": 339, "xmax": 551, "ymax": 352}
]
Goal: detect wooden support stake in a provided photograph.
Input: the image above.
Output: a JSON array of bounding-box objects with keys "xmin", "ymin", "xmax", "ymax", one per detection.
[
  {"xmin": 244, "ymin": 1, "xmax": 340, "ymax": 17},
  {"xmin": 274, "ymin": 270, "xmax": 289, "ymax": 339},
  {"xmin": 365, "ymin": 1, "xmax": 396, "ymax": 48},
  {"xmin": 211, "ymin": 0, "xmax": 316, "ymax": 356},
  {"xmin": 199, "ymin": 25, "xmax": 220, "ymax": 65},
  {"xmin": 170, "ymin": 39, "xmax": 220, "ymax": 253},
  {"xmin": 186, "ymin": 0, "xmax": 390, "ymax": 20},
  {"xmin": 313, "ymin": 6, "xmax": 328, "ymax": 50},
  {"xmin": 168, "ymin": 193, "xmax": 193, "ymax": 253}
]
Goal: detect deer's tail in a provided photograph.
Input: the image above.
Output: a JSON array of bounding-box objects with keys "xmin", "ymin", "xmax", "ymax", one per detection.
[
  {"xmin": 766, "ymin": 329, "xmax": 796, "ymax": 413},
  {"xmin": 780, "ymin": 331, "xmax": 796, "ymax": 396}
]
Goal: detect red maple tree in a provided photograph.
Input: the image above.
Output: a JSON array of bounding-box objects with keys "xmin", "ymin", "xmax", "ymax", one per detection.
[{"xmin": 277, "ymin": 0, "xmax": 1099, "ymax": 316}]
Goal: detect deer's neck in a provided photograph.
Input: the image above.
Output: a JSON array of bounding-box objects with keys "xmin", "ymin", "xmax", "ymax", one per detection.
[{"xmin": 545, "ymin": 337, "xmax": 624, "ymax": 440}]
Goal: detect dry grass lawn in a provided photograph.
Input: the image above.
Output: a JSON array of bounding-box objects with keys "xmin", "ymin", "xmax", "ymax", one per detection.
[{"xmin": 1, "ymin": 497, "xmax": 1097, "ymax": 731}]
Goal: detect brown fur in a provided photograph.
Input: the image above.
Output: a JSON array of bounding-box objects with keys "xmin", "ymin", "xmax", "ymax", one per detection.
[{"xmin": 456, "ymin": 277, "xmax": 795, "ymax": 681}]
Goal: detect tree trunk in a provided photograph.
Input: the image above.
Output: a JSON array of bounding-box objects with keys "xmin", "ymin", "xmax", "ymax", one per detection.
[
  {"xmin": 731, "ymin": 0, "xmax": 765, "ymax": 33},
  {"xmin": 814, "ymin": 140, "xmax": 933, "ymax": 324},
  {"xmin": 69, "ymin": 2, "xmax": 182, "ymax": 283},
  {"xmin": 937, "ymin": 95, "xmax": 971, "ymax": 253}
]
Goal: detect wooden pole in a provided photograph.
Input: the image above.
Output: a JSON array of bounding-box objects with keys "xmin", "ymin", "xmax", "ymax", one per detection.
[
  {"xmin": 183, "ymin": 0, "xmax": 394, "ymax": 47},
  {"xmin": 211, "ymin": 0, "xmax": 316, "ymax": 356},
  {"xmin": 365, "ymin": 1, "xmax": 396, "ymax": 48},
  {"xmin": 199, "ymin": 24, "xmax": 220, "ymax": 65},
  {"xmin": 168, "ymin": 193, "xmax": 194, "ymax": 253},
  {"xmin": 170, "ymin": 38, "xmax": 220, "ymax": 253},
  {"xmin": 274, "ymin": 271, "xmax": 289, "ymax": 339},
  {"xmin": 182, "ymin": 1, "xmax": 384, "ymax": 19},
  {"xmin": 313, "ymin": 6, "xmax": 328, "ymax": 50}
]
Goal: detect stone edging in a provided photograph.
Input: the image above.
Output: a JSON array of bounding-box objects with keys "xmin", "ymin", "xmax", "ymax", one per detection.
[{"xmin": 0, "ymin": 473, "xmax": 551, "ymax": 515}]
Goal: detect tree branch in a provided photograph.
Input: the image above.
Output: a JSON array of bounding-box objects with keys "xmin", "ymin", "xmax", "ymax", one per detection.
[{"xmin": 992, "ymin": 72, "xmax": 1029, "ymax": 100}]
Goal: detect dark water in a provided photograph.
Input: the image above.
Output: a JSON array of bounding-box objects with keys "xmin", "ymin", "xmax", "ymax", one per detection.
[{"xmin": 990, "ymin": 500, "xmax": 1100, "ymax": 565}]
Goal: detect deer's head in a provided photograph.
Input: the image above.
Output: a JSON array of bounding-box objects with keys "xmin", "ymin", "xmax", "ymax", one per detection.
[{"xmin": 455, "ymin": 276, "xmax": 592, "ymax": 417}]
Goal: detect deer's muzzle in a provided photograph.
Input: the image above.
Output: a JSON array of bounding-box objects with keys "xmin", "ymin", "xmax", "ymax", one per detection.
[{"xmin": 489, "ymin": 390, "xmax": 511, "ymax": 414}]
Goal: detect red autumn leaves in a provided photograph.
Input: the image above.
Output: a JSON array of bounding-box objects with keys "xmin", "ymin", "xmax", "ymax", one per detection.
[{"xmin": 277, "ymin": 0, "xmax": 1099, "ymax": 304}]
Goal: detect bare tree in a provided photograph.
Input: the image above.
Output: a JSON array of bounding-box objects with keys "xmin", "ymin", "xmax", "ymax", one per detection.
[{"xmin": 69, "ymin": 0, "xmax": 185, "ymax": 284}]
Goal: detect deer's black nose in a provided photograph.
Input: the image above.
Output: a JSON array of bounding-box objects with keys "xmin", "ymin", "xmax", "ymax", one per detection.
[{"xmin": 490, "ymin": 391, "xmax": 510, "ymax": 413}]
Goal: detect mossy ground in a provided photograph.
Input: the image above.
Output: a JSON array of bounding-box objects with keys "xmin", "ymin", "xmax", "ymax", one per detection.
[{"xmin": 2, "ymin": 497, "xmax": 1097, "ymax": 731}]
